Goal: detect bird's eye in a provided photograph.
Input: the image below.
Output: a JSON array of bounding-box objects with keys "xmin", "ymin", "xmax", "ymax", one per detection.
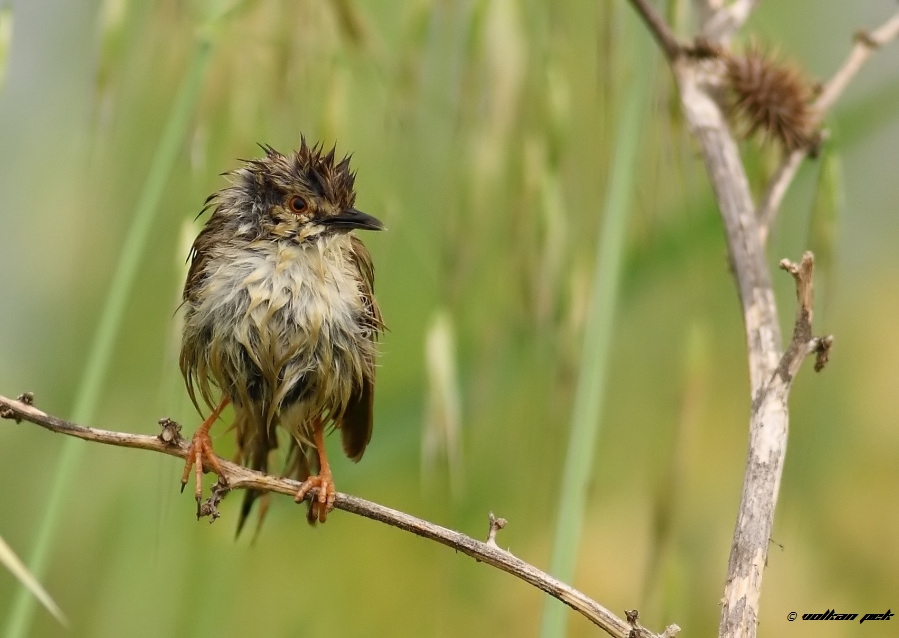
[{"xmin": 288, "ymin": 196, "xmax": 308, "ymax": 213}]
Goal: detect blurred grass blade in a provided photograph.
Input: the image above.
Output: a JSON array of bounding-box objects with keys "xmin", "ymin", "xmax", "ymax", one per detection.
[
  {"xmin": 421, "ymin": 310, "xmax": 464, "ymax": 497},
  {"xmin": 0, "ymin": 535, "xmax": 68, "ymax": 628},
  {"xmin": 4, "ymin": 33, "xmax": 215, "ymax": 638},
  {"xmin": 0, "ymin": 7, "xmax": 11, "ymax": 90},
  {"xmin": 538, "ymin": 15, "xmax": 653, "ymax": 638}
]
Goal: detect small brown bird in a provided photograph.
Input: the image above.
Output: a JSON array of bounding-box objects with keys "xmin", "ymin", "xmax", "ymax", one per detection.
[{"xmin": 179, "ymin": 139, "xmax": 384, "ymax": 529}]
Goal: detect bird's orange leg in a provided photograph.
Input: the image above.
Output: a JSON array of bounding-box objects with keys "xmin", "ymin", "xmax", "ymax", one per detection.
[
  {"xmin": 181, "ymin": 398, "xmax": 230, "ymax": 507},
  {"xmin": 295, "ymin": 420, "xmax": 336, "ymax": 524}
]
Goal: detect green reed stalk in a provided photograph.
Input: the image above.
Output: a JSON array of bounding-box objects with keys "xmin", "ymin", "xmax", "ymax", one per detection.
[
  {"xmin": 539, "ymin": 22, "xmax": 653, "ymax": 638},
  {"xmin": 4, "ymin": 35, "xmax": 214, "ymax": 638}
]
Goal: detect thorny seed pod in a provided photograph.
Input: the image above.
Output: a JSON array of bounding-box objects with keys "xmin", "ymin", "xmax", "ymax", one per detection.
[{"xmin": 725, "ymin": 45, "xmax": 818, "ymax": 153}]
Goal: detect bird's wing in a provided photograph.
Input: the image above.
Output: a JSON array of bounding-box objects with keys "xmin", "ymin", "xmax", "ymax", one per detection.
[{"xmin": 339, "ymin": 236, "xmax": 384, "ymax": 461}]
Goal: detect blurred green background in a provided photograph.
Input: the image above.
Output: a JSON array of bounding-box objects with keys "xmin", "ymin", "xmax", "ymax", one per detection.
[{"xmin": 1, "ymin": 1, "xmax": 897, "ymax": 636}]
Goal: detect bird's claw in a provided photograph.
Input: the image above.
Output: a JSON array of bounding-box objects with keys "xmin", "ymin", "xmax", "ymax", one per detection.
[
  {"xmin": 295, "ymin": 472, "xmax": 336, "ymax": 524},
  {"xmin": 181, "ymin": 428, "xmax": 226, "ymax": 516}
]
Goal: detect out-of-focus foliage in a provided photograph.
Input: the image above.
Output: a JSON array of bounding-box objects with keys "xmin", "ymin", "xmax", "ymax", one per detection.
[
  {"xmin": 0, "ymin": 1, "xmax": 897, "ymax": 636},
  {"xmin": 0, "ymin": 535, "xmax": 67, "ymax": 628}
]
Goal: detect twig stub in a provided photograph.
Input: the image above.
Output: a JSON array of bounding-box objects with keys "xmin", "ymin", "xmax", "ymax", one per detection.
[
  {"xmin": 157, "ymin": 417, "xmax": 183, "ymax": 446},
  {"xmin": 624, "ymin": 609, "xmax": 680, "ymax": 638},
  {"xmin": 854, "ymin": 29, "xmax": 880, "ymax": 50},
  {"xmin": 0, "ymin": 391, "xmax": 34, "ymax": 422},
  {"xmin": 778, "ymin": 252, "xmax": 834, "ymax": 374},
  {"xmin": 485, "ymin": 512, "xmax": 507, "ymax": 547},
  {"xmin": 813, "ymin": 335, "xmax": 834, "ymax": 372}
]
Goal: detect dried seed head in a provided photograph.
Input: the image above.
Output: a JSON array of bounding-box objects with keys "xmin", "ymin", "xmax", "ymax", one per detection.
[{"xmin": 725, "ymin": 45, "xmax": 817, "ymax": 152}]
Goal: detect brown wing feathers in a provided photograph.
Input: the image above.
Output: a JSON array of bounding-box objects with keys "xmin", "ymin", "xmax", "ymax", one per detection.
[{"xmin": 339, "ymin": 236, "xmax": 382, "ymax": 462}]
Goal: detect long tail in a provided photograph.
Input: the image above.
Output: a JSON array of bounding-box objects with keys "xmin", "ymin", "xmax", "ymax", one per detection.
[
  {"xmin": 235, "ymin": 425, "xmax": 316, "ymax": 538},
  {"xmin": 234, "ymin": 408, "xmax": 277, "ymax": 540}
]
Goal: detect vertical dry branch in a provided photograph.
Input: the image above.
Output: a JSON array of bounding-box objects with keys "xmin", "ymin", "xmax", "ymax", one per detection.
[
  {"xmin": 672, "ymin": 58, "xmax": 783, "ymax": 386},
  {"xmin": 627, "ymin": 2, "xmax": 824, "ymax": 637},
  {"xmin": 671, "ymin": 52, "xmax": 786, "ymax": 638},
  {"xmin": 628, "ymin": 3, "xmax": 893, "ymax": 635}
]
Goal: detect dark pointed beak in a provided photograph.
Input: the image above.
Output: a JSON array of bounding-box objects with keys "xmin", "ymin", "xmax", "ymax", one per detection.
[{"xmin": 325, "ymin": 208, "xmax": 384, "ymax": 231}]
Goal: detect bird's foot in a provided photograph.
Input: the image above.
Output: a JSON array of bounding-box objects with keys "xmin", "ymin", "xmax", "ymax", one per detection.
[
  {"xmin": 295, "ymin": 468, "xmax": 336, "ymax": 524},
  {"xmin": 181, "ymin": 428, "xmax": 227, "ymax": 517}
]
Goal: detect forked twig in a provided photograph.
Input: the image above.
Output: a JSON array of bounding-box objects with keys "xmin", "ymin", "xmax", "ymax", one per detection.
[{"xmin": 627, "ymin": 2, "xmax": 847, "ymax": 637}]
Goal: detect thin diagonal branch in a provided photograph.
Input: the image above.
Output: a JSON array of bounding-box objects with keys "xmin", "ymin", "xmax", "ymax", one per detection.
[
  {"xmin": 815, "ymin": 12, "xmax": 899, "ymax": 115},
  {"xmin": 756, "ymin": 150, "xmax": 806, "ymax": 244},
  {"xmin": 757, "ymin": 9, "xmax": 899, "ymax": 240},
  {"xmin": 0, "ymin": 393, "xmax": 679, "ymax": 638},
  {"xmin": 630, "ymin": 0, "xmax": 683, "ymax": 60}
]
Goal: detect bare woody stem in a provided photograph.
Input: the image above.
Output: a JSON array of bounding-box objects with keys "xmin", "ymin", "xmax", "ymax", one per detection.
[
  {"xmin": 719, "ymin": 253, "xmax": 831, "ymax": 637},
  {"xmin": 0, "ymin": 394, "xmax": 679, "ymax": 638},
  {"xmin": 627, "ymin": 2, "xmax": 840, "ymax": 637}
]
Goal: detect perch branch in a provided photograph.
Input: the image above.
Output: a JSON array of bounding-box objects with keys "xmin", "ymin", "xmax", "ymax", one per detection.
[
  {"xmin": 0, "ymin": 393, "xmax": 679, "ymax": 638},
  {"xmin": 757, "ymin": 9, "xmax": 899, "ymax": 240}
]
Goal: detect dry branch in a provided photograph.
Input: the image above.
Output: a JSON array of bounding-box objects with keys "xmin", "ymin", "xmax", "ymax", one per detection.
[
  {"xmin": 719, "ymin": 253, "xmax": 831, "ymax": 637},
  {"xmin": 627, "ymin": 2, "xmax": 848, "ymax": 637},
  {"xmin": 630, "ymin": 0, "xmax": 682, "ymax": 60},
  {"xmin": 0, "ymin": 393, "xmax": 679, "ymax": 638}
]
